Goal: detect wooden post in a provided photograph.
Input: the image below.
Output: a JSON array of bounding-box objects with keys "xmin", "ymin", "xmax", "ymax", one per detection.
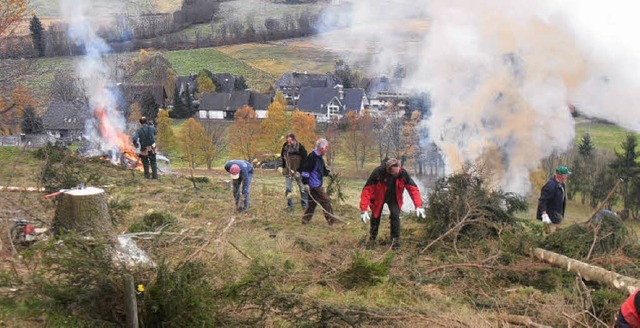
[{"xmin": 124, "ymin": 274, "xmax": 139, "ymax": 328}]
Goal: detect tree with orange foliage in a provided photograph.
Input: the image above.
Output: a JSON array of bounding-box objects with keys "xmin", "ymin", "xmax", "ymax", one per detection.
[
  {"xmin": 400, "ymin": 111, "xmax": 422, "ymax": 169},
  {"xmin": 0, "ymin": 0, "xmax": 30, "ymax": 38},
  {"xmin": 343, "ymin": 110, "xmax": 375, "ymax": 170},
  {"xmin": 0, "ymin": 84, "xmax": 36, "ymax": 135},
  {"xmin": 229, "ymin": 105, "xmax": 261, "ymax": 161},
  {"xmin": 289, "ymin": 109, "xmax": 317, "ymax": 151},
  {"xmin": 259, "ymin": 98, "xmax": 289, "ymax": 156},
  {"xmin": 179, "ymin": 118, "xmax": 206, "ymax": 176}
]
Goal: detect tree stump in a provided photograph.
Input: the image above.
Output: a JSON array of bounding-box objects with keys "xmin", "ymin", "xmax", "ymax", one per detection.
[{"xmin": 53, "ymin": 187, "xmax": 115, "ymax": 239}]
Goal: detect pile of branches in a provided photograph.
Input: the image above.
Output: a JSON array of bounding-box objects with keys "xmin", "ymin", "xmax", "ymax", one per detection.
[
  {"xmin": 543, "ymin": 213, "xmax": 631, "ymax": 259},
  {"xmin": 423, "ymin": 171, "xmax": 528, "ymax": 251}
]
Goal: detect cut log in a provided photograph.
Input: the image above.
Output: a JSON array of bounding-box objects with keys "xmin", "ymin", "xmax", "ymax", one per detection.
[
  {"xmin": 53, "ymin": 187, "xmax": 115, "ymax": 239},
  {"xmin": 532, "ymin": 247, "xmax": 640, "ymax": 294}
]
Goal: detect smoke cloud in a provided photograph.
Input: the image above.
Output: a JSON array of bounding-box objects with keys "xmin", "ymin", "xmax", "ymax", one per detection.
[
  {"xmin": 317, "ymin": 0, "xmax": 640, "ymax": 193},
  {"xmin": 60, "ymin": 0, "xmax": 128, "ymax": 158}
]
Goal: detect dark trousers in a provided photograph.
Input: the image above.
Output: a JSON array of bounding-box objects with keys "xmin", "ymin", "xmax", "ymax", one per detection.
[
  {"xmin": 140, "ymin": 154, "xmax": 157, "ymax": 179},
  {"xmin": 303, "ymin": 187, "xmax": 335, "ymax": 224},
  {"xmin": 370, "ymin": 201, "xmax": 401, "ymax": 241}
]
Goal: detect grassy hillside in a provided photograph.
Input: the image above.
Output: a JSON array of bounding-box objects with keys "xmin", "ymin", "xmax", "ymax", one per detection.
[
  {"xmin": 0, "ymin": 145, "xmax": 636, "ymax": 327},
  {"xmin": 575, "ymin": 120, "xmax": 637, "ymax": 152},
  {"xmin": 164, "ymin": 47, "xmax": 277, "ymax": 92},
  {"xmin": 218, "ymin": 42, "xmax": 338, "ymax": 77}
]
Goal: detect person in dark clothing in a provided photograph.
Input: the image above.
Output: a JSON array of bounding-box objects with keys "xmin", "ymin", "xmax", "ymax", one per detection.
[
  {"xmin": 132, "ymin": 116, "xmax": 157, "ymax": 179},
  {"xmin": 300, "ymin": 138, "xmax": 336, "ymax": 225},
  {"xmin": 280, "ymin": 133, "xmax": 308, "ymax": 210},
  {"xmin": 224, "ymin": 159, "xmax": 254, "ymax": 212},
  {"xmin": 536, "ymin": 165, "xmax": 571, "ymax": 234},
  {"xmin": 360, "ymin": 158, "xmax": 424, "ymax": 250},
  {"xmin": 616, "ymin": 290, "xmax": 640, "ymax": 328}
]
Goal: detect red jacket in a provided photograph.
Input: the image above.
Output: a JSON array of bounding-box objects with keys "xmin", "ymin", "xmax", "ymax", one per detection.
[
  {"xmin": 621, "ymin": 290, "xmax": 640, "ymax": 327},
  {"xmin": 360, "ymin": 165, "xmax": 423, "ymax": 218}
]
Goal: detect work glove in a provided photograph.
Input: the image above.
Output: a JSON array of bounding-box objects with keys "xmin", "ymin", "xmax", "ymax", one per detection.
[
  {"xmin": 277, "ymin": 167, "xmax": 283, "ymax": 173},
  {"xmin": 541, "ymin": 213, "xmax": 552, "ymax": 224},
  {"xmin": 302, "ymin": 184, "xmax": 311, "ymax": 193},
  {"xmin": 361, "ymin": 211, "xmax": 370, "ymax": 224},
  {"xmin": 416, "ymin": 208, "xmax": 426, "ymax": 219}
]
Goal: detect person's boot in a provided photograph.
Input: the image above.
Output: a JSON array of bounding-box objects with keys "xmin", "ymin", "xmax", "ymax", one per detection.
[
  {"xmin": 365, "ymin": 238, "xmax": 377, "ymax": 249},
  {"xmin": 391, "ymin": 238, "xmax": 401, "ymax": 250}
]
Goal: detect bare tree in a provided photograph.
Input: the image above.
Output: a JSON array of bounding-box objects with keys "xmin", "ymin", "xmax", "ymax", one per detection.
[{"xmin": 202, "ymin": 122, "xmax": 229, "ymax": 170}]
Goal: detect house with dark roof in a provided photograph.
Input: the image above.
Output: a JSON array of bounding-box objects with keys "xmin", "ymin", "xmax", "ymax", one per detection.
[
  {"xmin": 297, "ymin": 85, "xmax": 368, "ymax": 122},
  {"xmin": 176, "ymin": 74, "xmax": 197, "ymax": 98},
  {"xmin": 42, "ymin": 100, "xmax": 92, "ymax": 141},
  {"xmin": 120, "ymin": 83, "xmax": 168, "ymax": 108},
  {"xmin": 276, "ymin": 72, "xmax": 342, "ymax": 106},
  {"xmin": 198, "ymin": 91, "xmax": 271, "ymax": 120},
  {"xmin": 366, "ymin": 76, "xmax": 409, "ymax": 110},
  {"xmin": 212, "ymin": 73, "xmax": 236, "ymax": 93}
]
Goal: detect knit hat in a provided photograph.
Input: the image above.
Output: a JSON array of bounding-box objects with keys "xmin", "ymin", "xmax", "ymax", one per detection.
[{"xmin": 230, "ymin": 164, "xmax": 240, "ymax": 179}]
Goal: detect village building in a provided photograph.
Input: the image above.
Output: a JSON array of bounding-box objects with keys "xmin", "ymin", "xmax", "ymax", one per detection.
[
  {"xmin": 296, "ymin": 85, "xmax": 368, "ymax": 122},
  {"xmin": 42, "ymin": 100, "xmax": 92, "ymax": 141},
  {"xmin": 276, "ymin": 72, "xmax": 342, "ymax": 106},
  {"xmin": 197, "ymin": 90, "xmax": 271, "ymax": 120}
]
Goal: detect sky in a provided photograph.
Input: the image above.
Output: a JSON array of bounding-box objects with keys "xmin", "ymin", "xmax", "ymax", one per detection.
[{"xmin": 317, "ymin": 0, "xmax": 640, "ymax": 193}]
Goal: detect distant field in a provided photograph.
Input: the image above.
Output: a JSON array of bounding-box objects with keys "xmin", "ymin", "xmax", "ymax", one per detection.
[
  {"xmin": 164, "ymin": 47, "xmax": 277, "ymax": 92},
  {"xmin": 575, "ymin": 120, "xmax": 637, "ymax": 152},
  {"xmin": 218, "ymin": 42, "xmax": 338, "ymax": 77}
]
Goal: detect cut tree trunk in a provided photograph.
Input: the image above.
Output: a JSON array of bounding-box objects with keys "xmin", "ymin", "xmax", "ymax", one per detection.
[
  {"xmin": 53, "ymin": 187, "xmax": 115, "ymax": 239},
  {"xmin": 532, "ymin": 247, "xmax": 640, "ymax": 294}
]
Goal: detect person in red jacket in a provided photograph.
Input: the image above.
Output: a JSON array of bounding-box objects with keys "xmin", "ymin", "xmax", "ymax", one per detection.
[
  {"xmin": 616, "ymin": 290, "xmax": 640, "ymax": 328},
  {"xmin": 359, "ymin": 158, "xmax": 425, "ymax": 250}
]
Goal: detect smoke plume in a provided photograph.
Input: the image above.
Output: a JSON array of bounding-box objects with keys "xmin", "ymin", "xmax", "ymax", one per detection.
[
  {"xmin": 317, "ymin": 0, "xmax": 640, "ymax": 193},
  {"xmin": 60, "ymin": 0, "xmax": 128, "ymax": 158}
]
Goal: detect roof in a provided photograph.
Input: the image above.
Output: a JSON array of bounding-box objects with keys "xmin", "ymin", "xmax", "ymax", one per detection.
[
  {"xmin": 276, "ymin": 72, "xmax": 342, "ymax": 90},
  {"xmin": 121, "ymin": 84, "xmax": 166, "ymax": 106},
  {"xmin": 176, "ymin": 75, "xmax": 197, "ymax": 94},
  {"xmin": 250, "ymin": 92, "xmax": 271, "ymax": 111},
  {"xmin": 366, "ymin": 76, "xmax": 406, "ymax": 99},
  {"xmin": 199, "ymin": 91, "xmax": 272, "ymax": 112},
  {"xmin": 343, "ymin": 88, "xmax": 367, "ymax": 111},
  {"xmin": 297, "ymin": 87, "xmax": 340, "ymax": 114},
  {"xmin": 199, "ymin": 93, "xmax": 230, "ymax": 111},
  {"xmin": 42, "ymin": 100, "xmax": 92, "ymax": 130},
  {"xmin": 212, "ymin": 73, "xmax": 236, "ymax": 93},
  {"xmin": 297, "ymin": 87, "xmax": 367, "ymax": 114}
]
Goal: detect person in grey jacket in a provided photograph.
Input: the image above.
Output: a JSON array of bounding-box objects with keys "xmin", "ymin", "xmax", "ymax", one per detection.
[{"xmin": 132, "ymin": 116, "xmax": 157, "ymax": 179}]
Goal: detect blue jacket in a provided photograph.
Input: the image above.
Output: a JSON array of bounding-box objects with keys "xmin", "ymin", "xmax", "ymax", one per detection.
[
  {"xmin": 224, "ymin": 160, "xmax": 253, "ymax": 194},
  {"xmin": 300, "ymin": 149, "xmax": 329, "ymax": 188},
  {"xmin": 536, "ymin": 177, "xmax": 566, "ymax": 224}
]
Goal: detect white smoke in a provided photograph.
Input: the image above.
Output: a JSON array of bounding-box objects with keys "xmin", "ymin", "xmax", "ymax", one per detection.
[
  {"xmin": 60, "ymin": 0, "xmax": 127, "ymax": 157},
  {"xmin": 316, "ymin": 0, "xmax": 640, "ymax": 193}
]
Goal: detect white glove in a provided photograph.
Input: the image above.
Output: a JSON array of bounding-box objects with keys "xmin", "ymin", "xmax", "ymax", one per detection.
[
  {"xmin": 277, "ymin": 167, "xmax": 283, "ymax": 173},
  {"xmin": 416, "ymin": 208, "xmax": 426, "ymax": 219},
  {"xmin": 541, "ymin": 213, "xmax": 552, "ymax": 224},
  {"xmin": 361, "ymin": 211, "xmax": 370, "ymax": 224},
  {"xmin": 302, "ymin": 184, "xmax": 310, "ymax": 193}
]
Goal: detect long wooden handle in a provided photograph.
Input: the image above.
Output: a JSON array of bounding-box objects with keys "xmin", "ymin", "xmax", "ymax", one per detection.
[{"xmin": 43, "ymin": 190, "xmax": 64, "ymax": 199}]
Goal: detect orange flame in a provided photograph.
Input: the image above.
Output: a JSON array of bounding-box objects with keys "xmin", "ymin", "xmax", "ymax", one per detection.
[{"xmin": 94, "ymin": 103, "xmax": 142, "ymax": 170}]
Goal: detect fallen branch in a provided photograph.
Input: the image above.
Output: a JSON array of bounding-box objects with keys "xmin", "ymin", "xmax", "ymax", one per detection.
[
  {"xmin": 500, "ymin": 314, "xmax": 552, "ymax": 328},
  {"xmin": 425, "ymin": 263, "xmax": 497, "ymax": 275},
  {"xmin": 0, "ymin": 186, "xmax": 45, "ymax": 192},
  {"xmin": 229, "ymin": 241, "xmax": 253, "ymax": 260},
  {"xmin": 532, "ymin": 247, "xmax": 640, "ymax": 294}
]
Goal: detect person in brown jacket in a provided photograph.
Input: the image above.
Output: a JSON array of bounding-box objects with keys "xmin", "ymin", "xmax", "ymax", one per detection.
[{"xmin": 280, "ymin": 133, "xmax": 308, "ymax": 210}]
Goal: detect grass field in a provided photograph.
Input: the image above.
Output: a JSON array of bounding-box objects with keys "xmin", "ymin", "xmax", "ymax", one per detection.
[
  {"xmin": 218, "ymin": 42, "xmax": 338, "ymax": 77},
  {"xmin": 164, "ymin": 47, "xmax": 277, "ymax": 92},
  {"xmin": 575, "ymin": 120, "xmax": 637, "ymax": 152}
]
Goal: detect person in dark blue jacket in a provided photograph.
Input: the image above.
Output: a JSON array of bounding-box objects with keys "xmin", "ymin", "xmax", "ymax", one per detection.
[
  {"xmin": 300, "ymin": 138, "xmax": 337, "ymax": 225},
  {"xmin": 536, "ymin": 165, "xmax": 571, "ymax": 234},
  {"xmin": 224, "ymin": 159, "xmax": 254, "ymax": 212},
  {"xmin": 132, "ymin": 116, "xmax": 157, "ymax": 179}
]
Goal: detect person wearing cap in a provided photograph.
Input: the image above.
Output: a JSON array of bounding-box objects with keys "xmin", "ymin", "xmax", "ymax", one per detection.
[
  {"xmin": 300, "ymin": 138, "xmax": 337, "ymax": 225},
  {"xmin": 615, "ymin": 289, "xmax": 640, "ymax": 327},
  {"xmin": 224, "ymin": 159, "xmax": 254, "ymax": 212},
  {"xmin": 536, "ymin": 165, "xmax": 571, "ymax": 234},
  {"xmin": 280, "ymin": 133, "xmax": 308, "ymax": 210},
  {"xmin": 132, "ymin": 116, "xmax": 157, "ymax": 179},
  {"xmin": 359, "ymin": 158, "xmax": 425, "ymax": 250}
]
